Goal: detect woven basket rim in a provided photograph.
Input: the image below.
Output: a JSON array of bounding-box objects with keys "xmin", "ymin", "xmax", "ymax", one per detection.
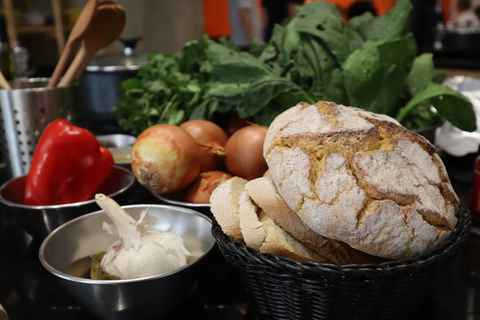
[{"xmin": 212, "ymin": 204, "xmax": 471, "ymax": 276}]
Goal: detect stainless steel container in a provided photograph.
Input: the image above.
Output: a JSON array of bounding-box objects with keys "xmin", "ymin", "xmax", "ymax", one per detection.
[
  {"xmin": 39, "ymin": 204, "xmax": 215, "ymax": 320},
  {"xmin": 0, "ymin": 77, "xmax": 82, "ymax": 178},
  {"xmin": 0, "ymin": 166, "xmax": 134, "ymax": 239}
]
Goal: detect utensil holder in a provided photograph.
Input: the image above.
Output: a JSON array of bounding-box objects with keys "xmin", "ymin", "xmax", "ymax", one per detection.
[{"xmin": 0, "ymin": 78, "xmax": 82, "ymax": 178}]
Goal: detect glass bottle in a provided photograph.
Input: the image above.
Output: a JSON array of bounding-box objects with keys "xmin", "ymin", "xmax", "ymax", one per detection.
[{"xmin": 11, "ymin": 41, "xmax": 29, "ymax": 79}]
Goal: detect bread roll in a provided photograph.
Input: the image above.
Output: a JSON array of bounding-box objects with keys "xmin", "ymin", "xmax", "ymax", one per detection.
[
  {"xmin": 263, "ymin": 101, "xmax": 458, "ymax": 260},
  {"xmin": 238, "ymin": 190, "xmax": 265, "ymax": 250},
  {"xmin": 210, "ymin": 174, "xmax": 325, "ymax": 262},
  {"xmin": 209, "ymin": 176, "xmax": 247, "ymax": 242},
  {"xmin": 238, "ymin": 189, "xmax": 324, "ymax": 262}
]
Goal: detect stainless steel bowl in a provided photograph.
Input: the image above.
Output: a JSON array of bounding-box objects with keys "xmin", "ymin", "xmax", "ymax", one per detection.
[
  {"xmin": 96, "ymin": 134, "xmax": 136, "ymax": 148},
  {"xmin": 0, "ymin": 166, "xmax": 134, "ymax": 239},
  {"xmin": 39, "ymin": 204, "xmax": 215, "ymax": 320},
  {"xmin": 150, "ymin": 191, "xmax": 212, "ymax": 217},
  {"xmin": 151, "ymin": 191, "xmax": 210, "ymax": 208},
  {"xmin": 109, "ymin": 146, "xmax": 132, "ymax": 166}
]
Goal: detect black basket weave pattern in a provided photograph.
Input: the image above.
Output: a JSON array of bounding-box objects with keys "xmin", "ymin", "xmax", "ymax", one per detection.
[{"xmin": 211, "ymin": 205, "xmax": 471, "ymax": 320}]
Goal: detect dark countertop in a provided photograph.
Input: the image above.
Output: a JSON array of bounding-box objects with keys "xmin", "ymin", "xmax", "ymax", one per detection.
[{"xmin": 0, "ymin": 152, "xmax": 479, "ymax": 320}]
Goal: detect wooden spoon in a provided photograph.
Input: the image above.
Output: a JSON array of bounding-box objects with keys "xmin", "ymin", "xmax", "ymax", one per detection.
[
  {"xmin": 98, "ymin": 0, "xmax": 119, "ymax": 4},
  {"xmin": 0, "ymin": 302, "xmax": 8, "ymax": 320},
  {"xmin": 0, "ymin": 70, "xmax": 12, "ymax": 89},
  {"xmin": 58, "ymin": 4, "xmax": 126, "ymax": 87},
  {"xmin": 47, "ymin": 0, "xmax": 99, "ymax": 87}
]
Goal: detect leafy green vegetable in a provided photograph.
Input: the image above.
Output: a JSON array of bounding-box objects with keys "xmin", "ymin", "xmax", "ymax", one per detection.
[
  {"xmin": 396, "ymin": 82, "xmax": 476, "ymax": 131},
  {"xmin": 114, "ymin": 0, "xmax": 476, "ymax": 135}
]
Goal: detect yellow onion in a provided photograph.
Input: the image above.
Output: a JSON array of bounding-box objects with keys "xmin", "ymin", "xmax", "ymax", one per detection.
[
  {"xmin": 224, "ymin": 124, "xmax": 268, "ymax": 181},
  {"xmin": 181, "ymin": 171, "xmax": 233, "ymax": 203},
  {"xmin": 131, "ymin": 124, "xmax": 201, "ymax": 194},
  {"xmin": 179, "ymin": 120, "xmax": 228, "ymax": 172}
]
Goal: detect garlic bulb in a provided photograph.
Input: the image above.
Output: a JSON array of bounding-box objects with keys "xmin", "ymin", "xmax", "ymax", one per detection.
[{"xmin": 95, "ymin": 193, "xmax": 190, "ymax": 280}]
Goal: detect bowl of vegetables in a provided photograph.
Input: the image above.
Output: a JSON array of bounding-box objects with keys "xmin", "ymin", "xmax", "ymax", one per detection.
[
  {"xmin": 39, "ymin": 196, "xmax": 215, "ymax": 320},
  {"xmin": 0, "ymin": 166, "xmax": 135, "ymax": 239}
]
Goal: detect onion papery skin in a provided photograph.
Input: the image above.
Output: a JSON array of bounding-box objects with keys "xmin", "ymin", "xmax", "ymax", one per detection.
[
  {"xmin": 181, "ymin": 171, "xmax": 233, "ymax": 203},
  {"xmin": 224, "ymin": 124, "xmax": 269, "ymax": 181},
  {"xmin": 179, "ymin": 120, "xmax": 228, "ymax": 172},
  {"xmin": 131, "ymin": 124, "xmax": 201, "ymax": 194}
]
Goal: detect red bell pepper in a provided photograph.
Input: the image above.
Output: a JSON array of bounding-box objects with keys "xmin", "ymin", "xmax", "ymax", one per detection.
[{"xmin": 24, "ymin": 119, "xmax": 114, "ymax": 206}]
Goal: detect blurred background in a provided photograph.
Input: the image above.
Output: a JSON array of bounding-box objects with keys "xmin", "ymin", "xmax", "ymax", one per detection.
[
  {"xmin": 0, "ymin": 0, "xmax": 204, "ymax": 75},
  {"xmin": 0, "ymin": 0, "xmax": 479, "ymax": 76}
]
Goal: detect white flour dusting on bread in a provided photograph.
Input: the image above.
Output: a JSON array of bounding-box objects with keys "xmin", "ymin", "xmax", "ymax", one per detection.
[{"xmin": 263, "ymin": 101, "xmax": 459, "ymax": 260}]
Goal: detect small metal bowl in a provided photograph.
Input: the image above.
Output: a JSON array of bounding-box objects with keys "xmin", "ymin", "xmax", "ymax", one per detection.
[
  {"xmin": 150, "ymin": 191, "xmax": 211, "ymax": 217},
  {"xmin": 96, "ymin": 134, "xmax": 136, "ymax": 148},
  {"xmin": 39, "ymin": 204, "xmax": 215, "ymax": 320},
  {"xmin": 0, "ymin": 166, "xmax": 134, "ymax": 240},
  {"xmin": 109, "ymin": 146, "xmax": 132, "ymax": 166},
  {"xmin": 151, "ymin": 191, "xmax": 210, "ymax": 208}
]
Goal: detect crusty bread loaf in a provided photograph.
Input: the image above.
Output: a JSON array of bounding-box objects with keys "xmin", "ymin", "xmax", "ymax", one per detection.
[
  {"xmin": 238, "ymin": 189, "xmax": 325, "ymax": 262},
  {"xmin": 245, "ymin": 177, "xmax": 378, "ymax": 264},
  {"xmin": 263, "ymin": 101, "xmax": 459, "ymax": 260},
  {"xmin": 209, "ymin": 176, "xmax": 247, "ymax": 242}
]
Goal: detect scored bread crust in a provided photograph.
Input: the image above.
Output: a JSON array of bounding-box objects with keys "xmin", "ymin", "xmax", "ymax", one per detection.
[
  {"xmin": 209, "ymin": 176, "xmax": 247, "ymax": 242},
  {"xmin": 263, "ymin": 101, "xmax": 459, "ymax": 260},
  {"xmin": 245, "ymin": 177, "xmax": 378, "ymax": 265}
]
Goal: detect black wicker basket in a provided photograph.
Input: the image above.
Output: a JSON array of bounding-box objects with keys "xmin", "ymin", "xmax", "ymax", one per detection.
[{"xmin": 211, "ymin": 205, "xmax": 471, "ymax": 320}]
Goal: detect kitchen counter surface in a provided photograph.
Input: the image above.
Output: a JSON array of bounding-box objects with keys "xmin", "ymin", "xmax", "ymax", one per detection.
[
  {"xmin": 438, "ymin": 68, "xmax": 480, "ymax": 80},
  {"xmin": 0, "ymin": 152, "xmax": 479, "ymax": 320}
]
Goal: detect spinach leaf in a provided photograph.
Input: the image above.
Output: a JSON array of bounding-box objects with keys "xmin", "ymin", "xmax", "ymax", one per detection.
[
  {"xmin": 405, "ymin": 53, "xmax": 436, "ymax": 97},
  {"xmin": 349, "ymin": 0, "xmax": 413, "ymax": 41},
  {"xmin": 396, "ymin": 82, "xmax": 476, "ymax": 132},
  {"xmin": 238, "ymin": 77, "xmax": 315, "ymax": 120},
  {"xmin": 340, "ymin": 35, "xmax": 417, "ymax": 116},
  {"xmin": 294, "ymin": 1, "xmax": 362, "ymax": 65},
  {"xmin": 350, "ymin": 64, "xmax": 406, "ymax": 116}
]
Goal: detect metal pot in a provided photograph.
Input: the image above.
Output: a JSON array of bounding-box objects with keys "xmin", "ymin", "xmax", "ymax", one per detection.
[{"xmin": 79, "ymin": 38, "xmax": 148, "ymax": 134}]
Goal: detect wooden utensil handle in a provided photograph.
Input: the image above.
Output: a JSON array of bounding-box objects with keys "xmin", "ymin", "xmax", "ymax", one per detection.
[
  {"xmin": 58, "ymin": 46, "xmax": 88, "ymax": 87},
  {"xmin": 47, "ymin": 45, "xmax": 74, "ymax": 88},
  {"xmin": 0, "ymin": 302, "xmax": 9, "ymax": 320},
  {"xmin": 0, "ymin": 71, "xmax": 12, "ymax": 90}
]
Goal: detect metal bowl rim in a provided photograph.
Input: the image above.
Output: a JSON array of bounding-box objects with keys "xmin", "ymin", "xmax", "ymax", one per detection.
[
  {"xmin": 39, "ymin": 203, "xmax": 215, "ymax": 285},
  {"xmin": 151, "ymin": 191, "xmax": 211, "ymax": 208},
  {"xmin": 0, "ymin": 166, "xmax": 134, "ymax": 209},
  {"xmin": 3, "ymin": 77, "xmax": 78, "ymax": 91}
]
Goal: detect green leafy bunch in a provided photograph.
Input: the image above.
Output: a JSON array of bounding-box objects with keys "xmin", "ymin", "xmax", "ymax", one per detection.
[
  {"xmin": 114, "ymin": 37, "xmax": 212, "ymax": 135},
  {"xmin": 114, "ymin": 0, "xmax": 476, "ymax": 136}
]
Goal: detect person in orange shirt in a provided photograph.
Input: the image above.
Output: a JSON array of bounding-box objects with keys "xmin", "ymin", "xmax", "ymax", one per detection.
[
  {"xmin": 304, "ymin": 0, "xmax": 396, "ymax": 21},
  {"xmin": 203, "ymin": 0, "xmax": 232, "ymax": 39}
]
